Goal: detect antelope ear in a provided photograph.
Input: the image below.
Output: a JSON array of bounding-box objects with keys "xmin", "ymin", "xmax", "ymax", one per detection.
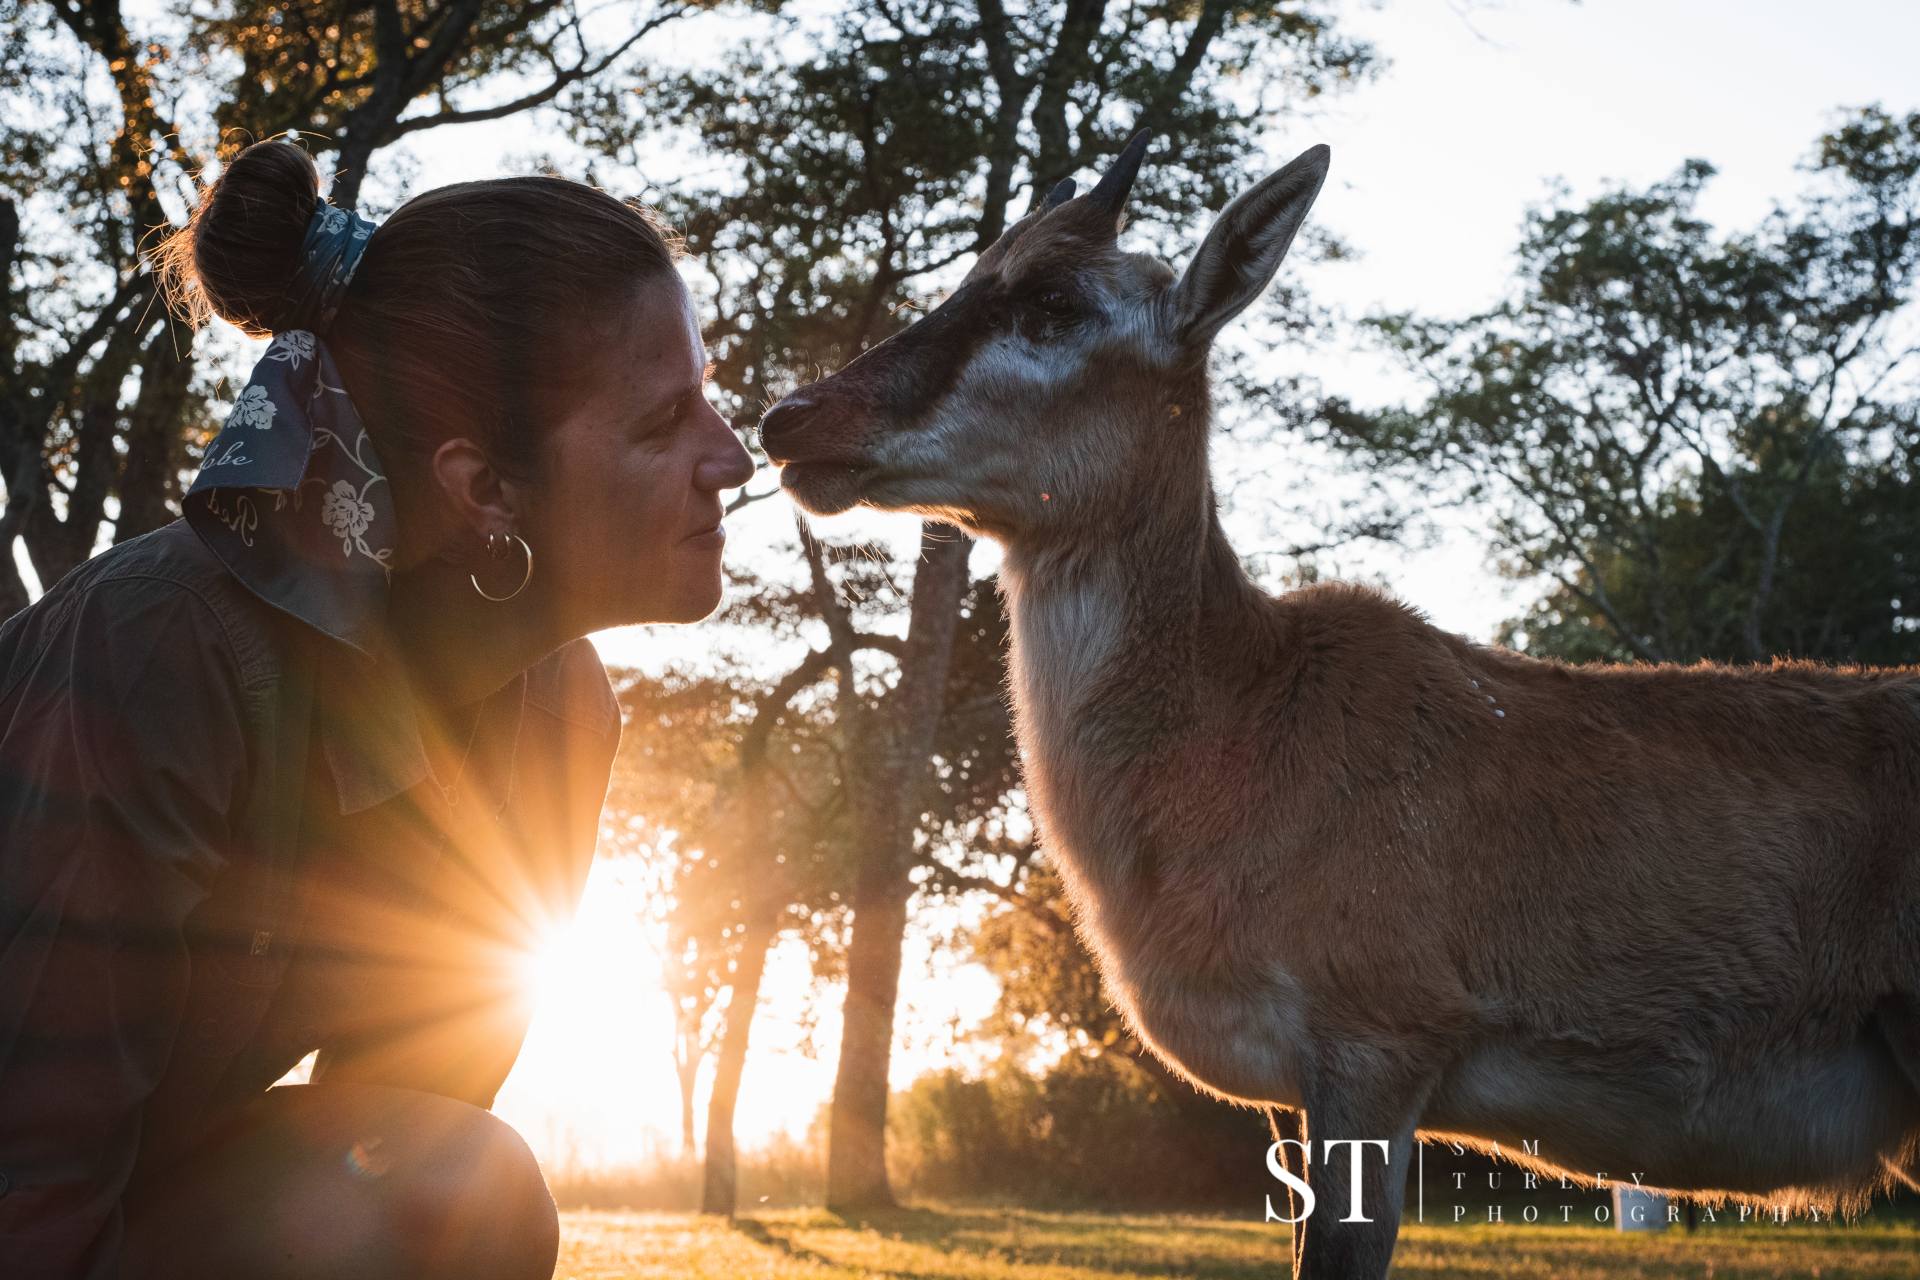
[{"xmin": 1168, "ymin": 144, "xmax": 1329, "ymax": 349}]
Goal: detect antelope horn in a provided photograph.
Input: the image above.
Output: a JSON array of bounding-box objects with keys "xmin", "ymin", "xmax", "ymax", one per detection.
[{"xmin": 1085, "ymin": 129, "xmax": 1152, "ymax": 217}]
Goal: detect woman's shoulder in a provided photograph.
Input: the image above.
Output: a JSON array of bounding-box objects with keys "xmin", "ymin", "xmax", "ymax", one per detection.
[
  {"xmin": 522, "ymin": 637, "xmax": 620, "ymax": 747},
  {"xmin": 1, "ymin": 520, "xmax": 285, "ymax": 704}
]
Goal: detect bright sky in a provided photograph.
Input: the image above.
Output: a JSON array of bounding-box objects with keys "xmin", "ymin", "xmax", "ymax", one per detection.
[{"xmin": 88, "ymin": 0, "xmax": 1920, "ymax": 1172}]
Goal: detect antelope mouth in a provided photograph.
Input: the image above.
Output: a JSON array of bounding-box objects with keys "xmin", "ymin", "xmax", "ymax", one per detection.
[
  {"xmin": 759, "ymin": 393, "xmax": 884, "ymax": 516},
  {"xmin": 776, "ymin": 457, "xmax": 875, "ymax": 517}
]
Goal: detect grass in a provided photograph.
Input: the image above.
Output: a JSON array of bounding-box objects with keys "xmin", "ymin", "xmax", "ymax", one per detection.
[{"xmin": 553, "ymin": 1205, "xmax": 1920, "ymax": 1279}]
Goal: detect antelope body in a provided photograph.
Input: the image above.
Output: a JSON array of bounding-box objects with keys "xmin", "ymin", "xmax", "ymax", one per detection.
[{"xmin": 760, "ymin": 136, "xmax": 1920, "ymax": 1278}]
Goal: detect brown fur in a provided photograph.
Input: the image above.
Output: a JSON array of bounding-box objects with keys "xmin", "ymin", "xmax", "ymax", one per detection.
[{"xmin": 762, "ymin": 143, "xmax": 1920, "ymax": 1277}]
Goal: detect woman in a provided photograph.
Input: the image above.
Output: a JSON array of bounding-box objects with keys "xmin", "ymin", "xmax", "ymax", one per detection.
[{"xmin": 0, "ymin": 141, "xmax": 752, "ymax": 1279}]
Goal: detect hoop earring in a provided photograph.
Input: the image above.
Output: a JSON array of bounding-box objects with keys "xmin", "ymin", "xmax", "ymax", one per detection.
[{"xmin": 470, "ymin": 531, "xmax": 534, "ymax": 602}]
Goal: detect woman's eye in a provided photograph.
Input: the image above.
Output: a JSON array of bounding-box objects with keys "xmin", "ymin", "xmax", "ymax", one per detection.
[{"xmin": 660, "ymin": 394, "xmax": 698, "ymax": 430}]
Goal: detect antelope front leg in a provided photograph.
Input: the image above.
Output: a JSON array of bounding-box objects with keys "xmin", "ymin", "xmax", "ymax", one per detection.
[
  {"xmin": 1293, "ymin": 1088, "xmax": 1421, "ymax": 1280},
  {"xmin": 1266, "ymin": 1106, "xmax": 1307, "ymax": 1273}
]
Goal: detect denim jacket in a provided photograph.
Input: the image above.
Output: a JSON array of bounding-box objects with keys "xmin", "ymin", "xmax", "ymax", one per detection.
[{"xmin": 0, "ymin": 519, "xmax": 620, "ymax": 1278}]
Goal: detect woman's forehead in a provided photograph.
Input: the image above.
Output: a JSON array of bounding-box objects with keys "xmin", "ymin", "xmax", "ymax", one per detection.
[{"xmin": 575, "ymin": 274, "xmax": 702, "ymax": 393}]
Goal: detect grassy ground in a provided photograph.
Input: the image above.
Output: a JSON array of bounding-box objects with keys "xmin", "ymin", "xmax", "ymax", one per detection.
[{"xmin": 553, "ymin": 1206, "xmax": 1920, "ymax": 1279}]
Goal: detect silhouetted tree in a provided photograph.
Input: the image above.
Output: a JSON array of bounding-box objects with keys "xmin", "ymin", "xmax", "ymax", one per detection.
[{"xmin": 1323, "ymin": 107, "xmax": 1920, "ymax": 665}]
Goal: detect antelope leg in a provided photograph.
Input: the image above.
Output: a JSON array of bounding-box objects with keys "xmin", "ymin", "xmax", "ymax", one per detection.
[{"xmin": 1294, "ymin": 1091, "xmax": 1420, "ymax": 1280}]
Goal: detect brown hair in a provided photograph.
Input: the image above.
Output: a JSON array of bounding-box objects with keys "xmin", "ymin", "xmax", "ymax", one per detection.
[{"xmin": 158, "ymin": 140, "xmax": 680, "ymax": 508}]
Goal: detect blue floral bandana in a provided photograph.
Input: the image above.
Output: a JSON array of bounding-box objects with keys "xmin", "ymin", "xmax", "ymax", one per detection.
[{"xmin": 185, "ymin": 200, "xmax": 393, "ymax": 656}]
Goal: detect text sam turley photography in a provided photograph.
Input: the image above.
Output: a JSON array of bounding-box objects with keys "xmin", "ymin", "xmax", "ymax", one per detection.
[{"xmin": 1263, "ymin": 1139, "xmax": 1858, "ymax": 1228}]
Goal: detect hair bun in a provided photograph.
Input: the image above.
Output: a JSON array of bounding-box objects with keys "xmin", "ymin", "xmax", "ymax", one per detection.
[{"xmin": 157, "ymin": 140, "xmax": 321, "ymax": 336}]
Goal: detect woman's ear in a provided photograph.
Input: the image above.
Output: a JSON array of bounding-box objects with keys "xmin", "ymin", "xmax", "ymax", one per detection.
[{"xmin": 429, "ymin": 436, "xmax": 520, "ymax": 544}]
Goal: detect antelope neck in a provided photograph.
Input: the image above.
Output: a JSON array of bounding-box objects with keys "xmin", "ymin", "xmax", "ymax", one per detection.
[{"xmin": 998, "ymin": 431, "xmax": 1266, "ymax": 894}]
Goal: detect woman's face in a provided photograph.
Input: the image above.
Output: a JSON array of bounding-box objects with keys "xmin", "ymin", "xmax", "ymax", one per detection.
[{"xmin": 521, "ymin": 273, "xmax": 753, "ymax": 631}]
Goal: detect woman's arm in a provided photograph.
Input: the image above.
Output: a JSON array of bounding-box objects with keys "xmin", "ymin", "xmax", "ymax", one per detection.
[{"xmin": 0, "ymin": 577, "xmax": 251, "ymax": 1279}]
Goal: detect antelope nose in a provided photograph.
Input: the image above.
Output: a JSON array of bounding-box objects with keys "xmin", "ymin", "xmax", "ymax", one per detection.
[{"xmin": 758, "ymin": 396, "xmax": 818, "ymax": 462}]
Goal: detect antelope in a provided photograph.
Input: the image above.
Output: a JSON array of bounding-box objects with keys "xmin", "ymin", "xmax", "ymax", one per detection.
[{"xmin": 757, "ymin": 134, "xmax": 1920, "ymax": 1278}]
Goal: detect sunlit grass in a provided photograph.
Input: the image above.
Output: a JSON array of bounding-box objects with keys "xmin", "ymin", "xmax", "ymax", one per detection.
[{"xmin": 555, "ymin": 1206, "xmax": 1920, "ymax": 1279}]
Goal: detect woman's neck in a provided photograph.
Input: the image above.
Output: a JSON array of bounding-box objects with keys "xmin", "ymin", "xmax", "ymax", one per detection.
[{"xmin": 381, "ymin": 559, "xmax": 577, "ymax": 710}]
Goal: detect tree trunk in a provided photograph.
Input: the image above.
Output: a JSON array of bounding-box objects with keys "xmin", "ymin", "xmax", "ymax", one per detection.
[
  {"xmin": 330, "ymin": 135, "xmax": 379, "ymax": 210},
  {"xmin": 699, "ymin": 903, "xmax": 778, "ymax": 1216},
  {"xmin": 24, "ymin": 307, "xmax": 148, "ymax": 587},
  {"xmin": 0, "ymin": 437, "xmax": 34, "ymax": 618},
  {"xmin": 823, "ymin": 526, "xmax": 971, "ymax": 1212},
  {"xmin": 0, "ymin": 541, "xmax": 27, "ymax": 618},
  {"xmin": 675, "ymin": 1052, "xmax": 699, "ymax": 1160},
  {"xmin": 823, "ymin": 866, "xmax": 914, "ymax": 1211},
  {"xmin": 0, "ymin": 192, "xmax": 22, "ymax": 618},
  {"xmin": 115, "ymin": 324, "xmax": 196, "ymax": 542}
]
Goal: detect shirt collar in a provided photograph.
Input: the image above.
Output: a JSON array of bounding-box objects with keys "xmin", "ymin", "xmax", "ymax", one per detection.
[{"xmin": 317, "ymin": 640, "xmax": 529, "ymax": 816}]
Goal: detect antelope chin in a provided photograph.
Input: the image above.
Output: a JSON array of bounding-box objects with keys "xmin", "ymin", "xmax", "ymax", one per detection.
[
  {"xmin": 778, "ymin": 461, "xmax": 870, "ymax": 516},
  {"xmin": 863, "ymin": 474, "xmax": 1015, "ymax": 539}
]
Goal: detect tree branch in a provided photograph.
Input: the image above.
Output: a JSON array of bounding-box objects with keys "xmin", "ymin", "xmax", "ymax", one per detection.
[
  {"xmin": 739, "ymin": 634, "xmax": 908, "ymax": 769},
  {"xmin": 974, "ymin": 0, "xmax": 1032, "ymax": 243},
  {"xmin": 1026, "ymin": 0, "xmax": 1105, "ymax": 193},
  {"xmin": 1153, "ymin": 0, "xmax": 1231, "ymax": 123},
  {"xmin": 920, "ymin": 860, "xmax": 1069, "ymax": 937},
  {"xmin": 390, "ymin": 7, "xmax": 677, "ymax": 137},
  {"xmin": 724, "ymin": 483, "xmax": 781, "ymax": 514}
]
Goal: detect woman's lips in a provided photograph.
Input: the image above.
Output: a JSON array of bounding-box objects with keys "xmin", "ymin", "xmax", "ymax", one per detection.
[{"xmin": 682, "ymin": 522, "xmax": 725, "ymax": 547}]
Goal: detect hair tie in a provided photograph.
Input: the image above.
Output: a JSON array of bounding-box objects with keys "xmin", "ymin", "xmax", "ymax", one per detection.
[{"xmin": 281, "ymin": 201, "xmax": 378, "ymax": 334}]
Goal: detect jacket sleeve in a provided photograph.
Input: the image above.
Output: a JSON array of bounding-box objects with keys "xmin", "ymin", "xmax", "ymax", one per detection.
[{"xmin": 0, "ymin": 577, "xmax": 251, "ymax": 1279}]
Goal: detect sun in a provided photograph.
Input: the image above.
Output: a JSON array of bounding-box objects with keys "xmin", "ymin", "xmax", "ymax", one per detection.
[
  {"xmin": 490, "ymin": 857, "xmax": 1002, "ymax": 1171},
  {"xmin": 491, "ymin": 860, "xmax": 691, "ymax": 1166},
  {"xmin": 519, "ymin": 925, "xmax": 596, "ymax": 1025}
]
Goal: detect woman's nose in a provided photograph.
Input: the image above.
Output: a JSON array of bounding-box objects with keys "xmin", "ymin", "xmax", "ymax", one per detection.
[{"xmin": 694, "ymin": 404, "xmax": 755, "ymax": 492}]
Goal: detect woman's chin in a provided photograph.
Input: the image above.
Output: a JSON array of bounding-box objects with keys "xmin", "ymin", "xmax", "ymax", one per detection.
[
  {"xmin": 669, "ymin": 576, "xmax": 729, "ymax": 624},
  {"xmin": 602, "ymin": 571, "xmax": 726, "ymax": 629}
]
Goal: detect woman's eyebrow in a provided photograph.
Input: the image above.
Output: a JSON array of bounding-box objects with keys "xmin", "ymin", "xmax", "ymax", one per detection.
[
  {"xmin": 638, "ymin": 363, "xmax": 714, "ymax": 421},
  {"xmin": 640, "ymin": 376, "xmax": 700, "ymax": 420}
]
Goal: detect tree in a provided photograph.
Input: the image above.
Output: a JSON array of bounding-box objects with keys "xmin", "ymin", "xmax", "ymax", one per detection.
[
  {"xmin": 191, "ymin": 1, "xmax": 699, "ymax": 209},
  {"xmin": 573, "ymin": 0, "xmax": 1379, "ymax": 1209},
  {"xmin": 1322, "ymin": 107, "xmax": 1920, "ymax": 665},
  {"xmin": 886, "ymin": 859, "xmax": 1274, "ymax": 1208},
  {"xmin": 3, "ymin": 1, "xmax": 203, "ymax": 609},
  {"xmin": 605, "ymin": 539, "xmax": 973, "ymax": 1216}
]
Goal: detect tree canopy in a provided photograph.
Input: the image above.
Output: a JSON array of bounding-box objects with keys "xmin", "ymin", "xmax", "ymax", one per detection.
[{"xmin": 1322, "ymin": 107, "xmax": 1920, "ymax": 665}]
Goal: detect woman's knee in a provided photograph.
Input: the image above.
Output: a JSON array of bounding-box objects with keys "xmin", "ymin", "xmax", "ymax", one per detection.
[
  {"xmin": 371, "ymin": 1090, "xmax": 559, "ymax": 1280},
  {"xmin": 125, "ymin": 1083, "xmax": 557, "ymax": 1280}
]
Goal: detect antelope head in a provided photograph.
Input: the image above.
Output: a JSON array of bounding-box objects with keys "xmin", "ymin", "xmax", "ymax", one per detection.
[{"xmin": 759, "ymin": 133, "xmax": 1330, "ymax": 543}]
